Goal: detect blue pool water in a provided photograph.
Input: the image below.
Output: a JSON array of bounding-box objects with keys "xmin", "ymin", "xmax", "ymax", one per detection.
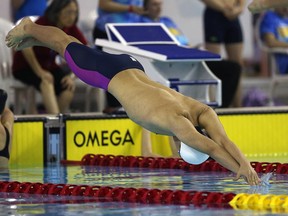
[{"xmin": 0, "ymin": 165, "xmax": 287, "ymax": 215}]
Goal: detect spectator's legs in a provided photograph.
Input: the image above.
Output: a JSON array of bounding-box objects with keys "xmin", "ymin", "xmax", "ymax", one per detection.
[
  {"xmin": 40, "ymin": 80, "xmax": 59, "ymax": 114},
  {"xmin": 225, "ymin": 43, "xmax": 244, "ymax": 66},
  {"xmin": 57, "ymin": 89, "xmax": 74, "ymax": 113},
  {"xmin": 204, "ymin": 43, "xmax": 221, "ymax": 55},
  {"xmin": 206, "ymin": 60, "xmax": 241, "ymax": 108},
  {"xmin": 225, "ymin": 43, "xmax": 244, "ymax": 107}
]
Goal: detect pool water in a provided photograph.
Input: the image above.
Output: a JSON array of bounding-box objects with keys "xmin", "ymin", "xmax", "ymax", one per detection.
[{"xmin": 0, "ymin": 165, "xmax": 287, "ymax": 215}]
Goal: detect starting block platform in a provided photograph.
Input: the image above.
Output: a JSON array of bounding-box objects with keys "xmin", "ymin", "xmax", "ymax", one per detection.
[{"xmin": 95, "ymin": 23, "xmax": 222, "ymax": 107}]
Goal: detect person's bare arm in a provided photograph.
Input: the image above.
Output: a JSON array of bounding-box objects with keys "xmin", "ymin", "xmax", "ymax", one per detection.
[
  {"xmin": 21, "ymin": 48, "xmax": 49, "ymax": 78},
  {"xmin": 195, "ymin": 107, "xmax": 259, "ymax": 184},
  {"xmin": 271, "ymin": 0, "xmax": 288, "ymax": 7},
  {"xmin": 232, "ymin": 0, "xmax": 246, "ymax": 16},
  {"xmin": 141, "ymin": 129, "xmax": 163, "ymax": 157},
  {"xmin": 0, "ymin": 108, "xmax": 14, "ymax": 168},
  {"xmin": 226, "ymin": 0, "xmax": 246, "ymax": 20},
  {"xmin": 11, "ymin": 0, "xmax": 25, "ymax": 11},
  {"xmin": 99, "ymin": 0, "xmax": 130, "ymax": 12},
  {"xmin": 98, "ymin": 0, "xmax": 145, "ymax": 14},
  {"xmin": 237, "ymin": 0, "xmax": 246, "ymax": 11},
  {"xmin": 201, "ymin": 0, "xmax": 231, "ymax": 13},
  {"xmin": 198, "ymin": 108, "xmax": 251, "ymax": 167},
  {"xmin": 1, "ymin": 108, "xmax": 14, "ymax": 132},
  {"xmin": 263, "ymin": 33, "xmax": 288, "ymax": 48},
  {"xmin": 141, "ymin": 129, "xmax": 152, "ymax": 156},
  {"xmin": 170, "ymin": 137, "xmax": 180, "ymax": 158},
  {"xmin": 248, "ymin": 0, "xmax": 288, "ymax": 13}
]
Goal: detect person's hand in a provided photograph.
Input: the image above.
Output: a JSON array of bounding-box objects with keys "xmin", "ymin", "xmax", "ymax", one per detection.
[
  {"xmin": 234, "ymin": 163, "xmax": 261, "ymax": 185},
  {"xmin": 61, "ymin": 75, "xmax": 75, "ymax": 92},
  {"xmin": 39, "ymin": 70, "xmax": 54, "ymax": 83},
  {"xmin": 248, "ymin": 0, "xmax": 267, "ymax": 13},
  {"xmin": 130, "ymin": 5, "xmax": 147, "ymax": 15},
  {"xmin": 223, "ymin": 6, "xmax": 243, "ymax": 20}
]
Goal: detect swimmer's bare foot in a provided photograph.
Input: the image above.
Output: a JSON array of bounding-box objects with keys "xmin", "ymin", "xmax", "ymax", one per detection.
[
  {"xmin": 14, "ymin": 37, "xmax": 41, "ymax": 51},
  {"xmin": 5, "ymin": 17, "xmax": 33, "ymax": 49}
]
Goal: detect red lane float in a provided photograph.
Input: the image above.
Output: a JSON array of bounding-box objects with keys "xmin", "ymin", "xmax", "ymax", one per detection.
[
  {"xmin": 0, "ymin": 180, "xmax": 235, "ymax": 206},
  {"xmin": 76, "ymin": 154, "xmax": 288, "ymax": 174}
]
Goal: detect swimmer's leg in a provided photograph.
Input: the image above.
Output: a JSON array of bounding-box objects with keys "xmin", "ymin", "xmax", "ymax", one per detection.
[
  {"xmin": 6, "ymin": 18, "xmax": 109, "ymax": 90},
  {"xmin": 6, "ymin": 17, "xmax": 81, "ymax": 57},
  {"xmin": 63, "ymin": 42, "xmax": 112, "ymax": 90}
]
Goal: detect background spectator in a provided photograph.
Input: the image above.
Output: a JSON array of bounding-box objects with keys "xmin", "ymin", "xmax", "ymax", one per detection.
[
  {"xmin": 201, "ymin": 0, "xmax": 245, "ymax": 65},
  {"xmin": 138, "ymin": 0, "xmax": 241, "ymax": 108},
  {"xmin": 12, "ymin": 0, "xmax": 87, "ymax": 114},
  {"xmin": 11, "ymin": 0, "xmax": 47, "ymax": 22},
  {"xmin": 201, "ymin": 0, "xmax": 245, "ymax": 107},
  {"xmin": 139, "ymin": 0, "xmax": 189, "ymax": 46},
  {"xmin": 260, "ymin": 7, "xmax": 288, "ymax": 74}
]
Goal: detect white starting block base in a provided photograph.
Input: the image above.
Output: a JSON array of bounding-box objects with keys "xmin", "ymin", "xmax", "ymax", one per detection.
[{"xmin": 96, "ymin": 23, "xmax": 222, "ymax": 107}]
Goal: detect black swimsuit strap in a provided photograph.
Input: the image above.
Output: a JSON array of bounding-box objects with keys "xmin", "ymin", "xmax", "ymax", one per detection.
[{"xmin": 0, "ymin": 126, "xmax": 10, "ymax": 159}]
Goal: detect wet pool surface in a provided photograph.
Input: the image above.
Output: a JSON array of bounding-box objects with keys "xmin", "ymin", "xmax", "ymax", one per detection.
[{"xmin": 0, "ymin": 165, "xmax": 287, "ymax": 215}]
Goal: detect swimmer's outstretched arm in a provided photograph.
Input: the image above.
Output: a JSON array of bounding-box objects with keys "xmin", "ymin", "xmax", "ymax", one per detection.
[
  {"xmin": 171, "ymin": 107, "xmax": 259, "ymax": 185},
  {"xmin": 196, "ymin": 107, "xmax": 259, "ymax": 184},
  {"xmin": 5, "ymin": 17, "xmax": 80, "ymax": 57},
  {"xmin": 248, "ymin": 0, "xmax": 288, "ymax": 13}
]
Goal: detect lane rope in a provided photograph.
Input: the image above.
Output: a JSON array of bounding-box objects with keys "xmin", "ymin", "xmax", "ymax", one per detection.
[{"xmin": 61, "ymin": 154, "xmax": 288, "ymax": 174}]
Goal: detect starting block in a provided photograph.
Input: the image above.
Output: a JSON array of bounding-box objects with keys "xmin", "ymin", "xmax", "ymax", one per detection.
[{"xmin": 95, "ymin": 23, "xmax": 222, "ymax": 107}]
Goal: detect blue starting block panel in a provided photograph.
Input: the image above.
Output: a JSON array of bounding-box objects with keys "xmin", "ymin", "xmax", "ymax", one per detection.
[
  {"xmin": 96, "ymin": 23, "xmax": 222, "ymax": 107},
  {"xmin": 105, "ymin": 23, "xmax": 221, "ymax": 61},
  {"xmin": 106, "ymin": 23, "xmax": 179, "ymax": 45}
]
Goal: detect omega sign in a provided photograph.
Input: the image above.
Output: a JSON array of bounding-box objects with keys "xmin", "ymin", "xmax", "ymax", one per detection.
[{"xmin": 73, "ymin": 129, "xmax": 135, "ymax": 147}]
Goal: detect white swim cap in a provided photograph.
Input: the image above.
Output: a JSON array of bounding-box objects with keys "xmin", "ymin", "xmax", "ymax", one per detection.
[{"xmin": 179, "ymin": 142, "xmax": 209, "ymax": 165}]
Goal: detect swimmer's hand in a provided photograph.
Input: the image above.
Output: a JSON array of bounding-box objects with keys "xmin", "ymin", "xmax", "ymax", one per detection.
[{"xmin": 234, "ymin": 164, "xmax": 261, "ymax": 186}]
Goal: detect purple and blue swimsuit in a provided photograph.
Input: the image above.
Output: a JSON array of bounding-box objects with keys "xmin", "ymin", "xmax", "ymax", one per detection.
[{"xmin": 64, "ymin": 42, "xmax": 144, "ymax": 90}]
